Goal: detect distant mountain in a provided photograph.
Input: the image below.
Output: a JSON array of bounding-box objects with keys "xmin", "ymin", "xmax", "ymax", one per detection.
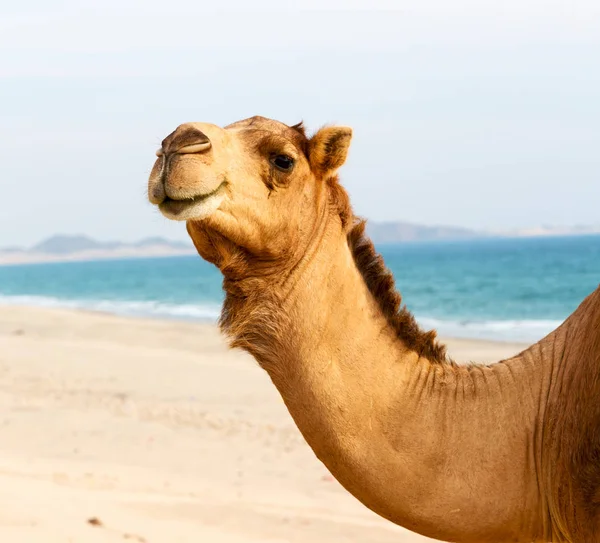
[
  {"xmin": 366, "ymin": 221, "xmax": 484, "ymax": 244},
  {"xmin": 133, "ymin": 237, "xmax": 190, "ymax": 249},
  {"xmin": 28, "ymin": 235, "xmax": 190, "ymax": 255},
  {"xmin": 0, "ymin": 235, "xmax": 195, "ymax": 266},
  {"xmin": 32, "ymin": 235, "xmax": 122, "ymax": 254},
  {"xmin": 498, "ymin": 224, "xmax": 600, "ymax": 238},
  {"xmin": 367, "ymin": 221, "xmax": 600, "ymax": 243},
  {"xmin": 1, "ymin": 222, "xmax": 598, "ymax": 267}
]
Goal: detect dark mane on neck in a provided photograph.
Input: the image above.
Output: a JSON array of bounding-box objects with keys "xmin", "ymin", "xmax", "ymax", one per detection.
[
  {"xmin": 325, "ymin": 176, "xmax": 449, "ymax": 364},
  {"xmin": 346, "ymin": 219, "xmax": 450, "ymax": 365}
]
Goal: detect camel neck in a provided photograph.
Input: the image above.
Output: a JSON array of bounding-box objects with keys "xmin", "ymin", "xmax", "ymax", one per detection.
[
  {"xmin": 221, "ymin": 221, "xmax": 548, "ymax": 542},
  {"xmin": 266, "ymin": 220, "xmax": 406, "ymax": 386}
]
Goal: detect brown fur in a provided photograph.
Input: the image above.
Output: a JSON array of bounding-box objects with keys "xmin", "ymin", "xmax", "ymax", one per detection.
[
  {"xmin": 540, "ymin": 285, "xmax": 600, "ymax": 540},
  {"xmin": 345, "ymin": 218, "xmax": 450, "ymax": 364},
  {"xmin": 308, "ymin": 125, "xmax": 353, "ymax": 177},
  {"xmin": 290, "ymin": 121, "xmax": 307, "ymax": 139}
]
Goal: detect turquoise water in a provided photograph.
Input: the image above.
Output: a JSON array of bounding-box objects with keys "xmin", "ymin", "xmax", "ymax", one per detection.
[{"xmin": 0, "ymin": 235, "xmax": 598, "ymax": 342}]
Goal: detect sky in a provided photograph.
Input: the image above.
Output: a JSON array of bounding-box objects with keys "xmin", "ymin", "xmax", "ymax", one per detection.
[{"xmin": 1, "ymin": 0, "xmax": 599, "ymax": 246}]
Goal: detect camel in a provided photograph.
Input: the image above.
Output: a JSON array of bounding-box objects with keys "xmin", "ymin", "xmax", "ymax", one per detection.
[{"xmin": 147, "ymin": 115, "xmax": 600, "ymax": 543}]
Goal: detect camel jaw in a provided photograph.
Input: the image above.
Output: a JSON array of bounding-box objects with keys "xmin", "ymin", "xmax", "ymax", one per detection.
[{"xmin": 158, "ymin": 183, "xmax": 226, "ymax": 221}]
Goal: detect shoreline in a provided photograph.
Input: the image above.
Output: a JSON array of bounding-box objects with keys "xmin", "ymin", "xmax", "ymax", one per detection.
[
  {"xmin": 0, "ymin": 298, "xmax": 548, "ymax": 345},
  {"xmin": 0, "ymin": 303, "xmax": 530, "ymax": 353},
  {"xmin": 0, "ymin": 303, "xmax": 529, "ymax": 351}
]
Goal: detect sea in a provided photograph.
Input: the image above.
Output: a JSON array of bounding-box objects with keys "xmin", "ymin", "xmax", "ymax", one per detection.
[{"xmin": 0, "ymin": 235, "xmax": 598, "ymax": 343}]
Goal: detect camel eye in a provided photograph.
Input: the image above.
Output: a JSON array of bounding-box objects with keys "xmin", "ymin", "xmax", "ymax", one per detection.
[{"xmin": 271, "ymin": 154, "xmax": 295, "ymax": 172}]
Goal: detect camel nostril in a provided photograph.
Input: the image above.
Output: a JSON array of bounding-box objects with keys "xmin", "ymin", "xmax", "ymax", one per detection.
[
  {"xmin": 162, "ymin": 127, "xmax": 212, "ymax": 156},
  {"xmin": 177, "ymin": 140, "xmax": 212, "ymax": 154}
]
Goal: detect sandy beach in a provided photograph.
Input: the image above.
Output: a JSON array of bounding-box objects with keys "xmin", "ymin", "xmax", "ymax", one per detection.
[{"xmin": 0, "ymin": 305, "xmax": 528, "ymax": 543}]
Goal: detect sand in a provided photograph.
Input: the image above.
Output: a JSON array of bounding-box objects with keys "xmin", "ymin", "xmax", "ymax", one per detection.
[{"xmin": 0, "ymin": 305, "xmax": 527, "ymax": 543}]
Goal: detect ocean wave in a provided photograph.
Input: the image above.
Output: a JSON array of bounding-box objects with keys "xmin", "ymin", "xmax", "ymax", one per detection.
[
  {"xmin": 0, "ymin": 294, "xmax": 221, "ymax": 322},
  {"xmin": 0, "ymin": 294, "xmax": 565, "ymax": 342},
  {"xmin": 417, "ymin": 316, "xmax": 564, "ymax": 343}
]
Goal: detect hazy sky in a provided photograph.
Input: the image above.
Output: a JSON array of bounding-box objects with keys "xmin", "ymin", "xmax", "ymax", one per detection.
[{"xmin": 1, "ymin": 0, "xmax": 599, "ymax": 246}]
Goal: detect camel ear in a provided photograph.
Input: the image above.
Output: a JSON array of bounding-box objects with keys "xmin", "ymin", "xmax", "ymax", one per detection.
[{"xmin": 308, "ymin": 126, "xmax": 352, "ymax": 179}]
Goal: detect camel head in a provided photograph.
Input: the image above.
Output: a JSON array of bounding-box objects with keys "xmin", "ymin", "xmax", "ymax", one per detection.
[{"xmin": 148, "ymin": 116, "xmax": 353, "ymax": 271}]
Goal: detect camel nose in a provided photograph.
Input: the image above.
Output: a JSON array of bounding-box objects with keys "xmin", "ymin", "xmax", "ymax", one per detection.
[{"xmin": 156, "ymin": 126, "xmax": 212, "ymax": 157}]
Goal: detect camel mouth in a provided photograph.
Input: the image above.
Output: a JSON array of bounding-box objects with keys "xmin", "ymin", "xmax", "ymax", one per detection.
[{"xmin": 158, "ymin": 183, "xmax": 226, "ymax": 221}]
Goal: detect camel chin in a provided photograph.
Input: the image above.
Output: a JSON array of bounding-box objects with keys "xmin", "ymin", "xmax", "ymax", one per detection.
[{"xmin": 158, "ymin": 190, "xmax": 225, "ymax": 222}]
